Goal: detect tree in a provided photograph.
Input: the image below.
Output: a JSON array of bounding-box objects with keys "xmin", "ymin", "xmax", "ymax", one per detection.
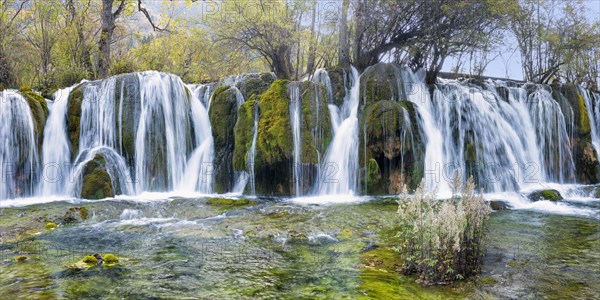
[
  {"xmin": 510, "ymin": 0, "xmax": 599, "ymax": 86},
  {"xmin": 338, "ymin": 0, "xmax": 350, "ymax": 67},
  {"xmin": 98, "ymin": 0, "xmax": 171, "ymax": 78},
  {"xmin": 0, "ymin": 0, "xmax": 29, "ymax": 87},
  {"xmin": 208, "ymin": 0, "xmax": 305, "ymax": 79}
]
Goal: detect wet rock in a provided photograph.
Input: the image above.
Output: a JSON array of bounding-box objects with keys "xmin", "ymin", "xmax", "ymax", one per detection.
[
  {"xmin": 528, "ymin": 189, "xmax": 563, "ymax": 201},
  {"xmin": 489, "ymin": 201, "xmax": 510, "ymax": 211}
]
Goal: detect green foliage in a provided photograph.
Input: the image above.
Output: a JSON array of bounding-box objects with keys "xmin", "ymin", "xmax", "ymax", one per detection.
[{"xmin": 395, "ymin": 177, "xmax": 491, "ymax": 285}]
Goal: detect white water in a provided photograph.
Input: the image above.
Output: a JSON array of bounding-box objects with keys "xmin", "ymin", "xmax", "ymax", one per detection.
[
  {"xmin": 0, "ymin": 90, "xmax": 39, "ymax": 199},
  {"xmin": 580, "ymin": 87, "xmax": 600, "ymax": 156},
  {"xmin": 247, "ymin": 103, "xmax": 259, "ymax": 195},
  {"xmin": 289, "ymin": 83, "xmax": 303, "ymax": 196},
  {"xmin": 40, "ymin": 85, "xmax": 79, "ymax": 196},
  {"xmin": 315, "ymin": 66, "xmax": 360, "ymax": 195}
]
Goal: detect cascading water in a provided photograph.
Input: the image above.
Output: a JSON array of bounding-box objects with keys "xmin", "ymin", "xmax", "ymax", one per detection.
[
  {"xmin": 313, "ymin": 69, "xmax": 334, "ymax": 103},
  {"xmin": 0, "ymin": 91, "xmax": 39, "ymax": 199},
  {"xmin": 177, "ymin": 90, "xmax": 214, "ymax": 194},
  {"xmin": 400, "ymin": 69, "xmax": 450, "ymax": 194},
  {"xmin": 67, "ymin": 146, "xmax": 134, "ymax": 196},
  {"xmin": 315, "ymin": 66, "xmax": 360, "ymax": 195},
  {"xmin": 40, "ymin": 85, "xmax": 78, "ymax": 195},
  {"xmin": 247, "ymin": 103, "xmax": 259, "ymax": 195},
  {"xmin": 289, "ymin": 83, "xmax": 303, "ymax": 196},
  {"xmin": 580, "ymin": 87, "xmax": 600, "ymax": 156}
]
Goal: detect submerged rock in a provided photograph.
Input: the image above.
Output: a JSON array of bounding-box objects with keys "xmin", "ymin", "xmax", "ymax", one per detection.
[
  {"xmin": 206, "ymin": 198, "xmax": 256, "ymax": 206},
  {"xmin": 528, "ymin": 189, "xmax": 563, "ymax": 201},
  {"xmin": 489, "ymin": 201, "xmax": 511, "ymax": 211}
]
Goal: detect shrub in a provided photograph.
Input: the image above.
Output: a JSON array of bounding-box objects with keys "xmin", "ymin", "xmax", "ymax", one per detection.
[{"xmin": 395, "ymin": 176, "xmax": 490, "ymax": 285}]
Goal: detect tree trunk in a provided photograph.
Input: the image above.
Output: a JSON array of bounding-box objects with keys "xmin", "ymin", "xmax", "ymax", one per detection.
[
  {"xmin": 98, "ymin": 0, "xmax": 116, "ymax": 79},
  {"xmin": 338, "ymin": 0, "xmax": 350, "ymax": 67},
  {"xmin": 352, "ymin": 0, "xmax": 364, "ymax": 69},
  {"xmin": 272, "ymin": 45, "xmax": 293, "ymax": 80},
  {"xmin": 306, "ymin": 0, "xmax": 317, "ymax": 76}
]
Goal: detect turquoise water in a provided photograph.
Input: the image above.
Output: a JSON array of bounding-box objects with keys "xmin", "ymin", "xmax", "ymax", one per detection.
[{"xmin": 0, "ymin": 196, "xmax": 598, "ymax": 299}]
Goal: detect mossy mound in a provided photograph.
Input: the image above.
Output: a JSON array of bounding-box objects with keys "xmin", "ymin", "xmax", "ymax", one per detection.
[
  {"xmin": 80, "ymin": 154, "xmax": 115, "ymax": 199},
  {"xmin": 209, "ymin": 85, "xmax": 239, "ymax": 193},
  {"xmin": 236, "ymin": 74, "xmax": 273, "ymax": 100},
  {"xmin": 233, "ymin": 98, "xmax": 259, "ymax": 171},
  {"xmin": 528, "ymin": 189, "xmax": 563, "ymax": 201},
  {"xmin": 19, "ymin": 87, "xmax": 49, "ymax": 150},
  {"xmin": 360, "ymin": 63, "xmax": 405, "ymax": 106},
  {"xmin": 103, "ymin": 254, "xmax": 119, "ymax": 264},
  {"xmin": 66, "ymin": 84, "xmax": 83, "ymax": 158},
  {"xmin": 44, "ymin": 222, "xmax": 57, "ymax": 230},
  {"xmin": 206, "ymin": 198, "xmax": 256, "ymax": 206},
  {"xmin": 360, "ymin": 100, "xmax": 424, "ymax": 194},
  {"xmin": 325, "ymin": 66, "xmax": 348, "ymax": 107},
  {"xmin": 15, "ymin": 255, "xmax": 28, "ymax": 262},
  {"xmin": 82, "ymin": 255, "xmax": 98, "ymax": 265},
  {"xmin": 255, "ymin": 80, "xmax": 293, "ymax": 166}
]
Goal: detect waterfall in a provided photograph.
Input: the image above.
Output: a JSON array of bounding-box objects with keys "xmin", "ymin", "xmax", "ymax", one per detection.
[
  {"xmin": 40, "ymin": 85, "xmax": 77, "ymax": 195},
  {"xmin": 401, "ymin": 69, "xmax": 451, "ymax": 194},
  {"xmin": 67, "ymin": 146, "xmax": 134, "ymax": 197},
  {"xmin": 247, "ymin": 103, "xmax": 259, "ymax": 195},
  {"xmin": 178, "ymin": 89, "xmax": 214, "ymax": 194},
  {"xmin": 0, "ymin": 90, "xmax": 39, "ymax": 199},
  {"xmin": 289, "ymin": 83, "xmax": 303, "ymax": 196},
  {"xmin": 313, "ymin": 69, "xmax": 334, "ymax": 103},
  {"xmin": 315, "ymin": 66, "xmax": 360, "ymax": 195},
  {"xmin": 580, "ymin": 87, "xmax": 600, "ymax": 156}
]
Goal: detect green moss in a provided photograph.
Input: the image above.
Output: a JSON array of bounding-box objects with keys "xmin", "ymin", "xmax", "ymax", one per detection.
[
  {"xmin": 15, "ymin": 255, "xmax": 28, "ymax": 262},
  {"xmin": 206, "ymin": 198, "xmax": 256, "ymax": 206},
  {"xmin": 528, "ymin": 189, "xmax": 563, "ymax": 201},
  {"xmin": 233, "ymin": 99, "xmax": 258, "ymax": 171},
  {"xmin": 44, "ymin": 222, "xmax": 57, "ymax": 229},
  {"xmin": 80, "ymin": 155, "xmax": 114, "ymax": 199},
  {"xmin": 237, "ymin": 77, "xmax": 271, "ymax": 100},
  {"xmin": 19, "ymin": 88, "xmax": 48, "ymax": 150},
  {"xmin": 298, "ymin": 81, "xmax": 332, "ymax": 164},
  {"xmin": 360, "ymin": 63, "xmax": 405, "ymax": 105},
  {"xmin": 67, "ymin": 84, "xmax": 83, "ymax": 158},
  {"xmin": 103, "ymin": 253, "xmax": 119, "ymax": 263},
  {"xmin": 255, "ymin": 80, "xmax": 292, "ymax": 168},
  {"xmin": 82, "ymin": 255, "xmax": 98, "ymax": 265},
  {"xmin": 209, "ymin": 85, "xmax": 238, "ymax": 193},
  {"xmin": 578, "ymin": 94, "xmax": 591, "ymax": 135}
]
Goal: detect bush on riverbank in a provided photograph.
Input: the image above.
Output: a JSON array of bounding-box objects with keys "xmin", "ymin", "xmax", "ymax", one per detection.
[{"xmin": 395, "ymin": 176, "xmax": 490, "ymax": 285}]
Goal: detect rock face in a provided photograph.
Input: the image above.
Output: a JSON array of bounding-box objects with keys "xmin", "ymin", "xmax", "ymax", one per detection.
[
  {"xmin": 325, "ymin": 66, "xmax": 348, "ymax": 107},
  {"xmin": 80, "ymin": 154, "xmax": 115, "ymax": 199},
  {"xmin": 358, "ymin": 63, "xmax": 424, "ymax": 194},
  {"xmin": 554, "ymin": 84, "xmax": 600, "ymax": 183},
  {"xmin": 19, "ymin": 87, "xmax": 49, "ymax": 151},
  {"xmin": 239, "ymin": 80, "xmax": 332, "ymax": 195},
  {"xmin": 209, "ymin": 86, "xmax": 239, "ymax": 193}
]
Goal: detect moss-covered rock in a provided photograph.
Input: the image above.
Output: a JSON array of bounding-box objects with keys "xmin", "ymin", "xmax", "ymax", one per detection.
[
  {"xmin": 209, "ymin": 85, "xmax": 239, "ymax": 193},
  {"xmin": 236, "ymin": 75, "xmax": 272, "ymax": 100},
  {"xmin": 233, "ymin": 98, "xmax": 259, "ymax": 171},
  {"xmin": 44, "ymin": 222, "xmax": 57, "ymax": 230},
  {"xmin": 19, "ymin": 87, "xmax": 48, "ymax": 150},
  {"xmin": 556, "ymin": 84, "xmax": 600, "ymax": 183},
  {"xmin": 82, "ymin": 255, "xmax": 98, "ymax": 265},
  {"xmin": 80, "ymin": 154, "xmax": 115, "ymax": 199},
  {"xmin": 103, "ymin": 253, "xmax": 119, "ymax": 264},
  {"xmin": 359, "ymin": 100, "xmax": 424, "ymax": 194},
  {"xmin": 207, "ymin": 198, "xmax": 256, "ymax": 206},
  {"xmin": 360, "ymin": 63, "xmax": 405, "ymax": 107},
  {"xmin": 61, "ymin": 207, "xmax": 90, "ymax": 224},
  {"xmin": 325, "ymin": 66, "xmax": 348, "ymax": 107},
  {"xmin": 66, "ymin": 84, "xmax": 83, "ymax": 158},
  {"xmin": 528, "ymin": 189, "xmax": 563, "ymax": 201}
]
